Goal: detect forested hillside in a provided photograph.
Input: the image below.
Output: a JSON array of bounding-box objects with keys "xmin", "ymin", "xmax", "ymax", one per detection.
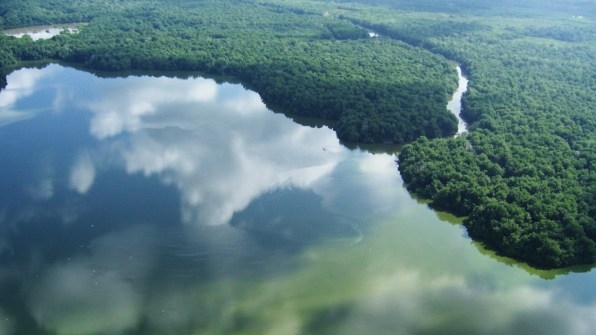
[{"xmin": 1, "ymin": 0, "xmax": 595, "ymax": 268}]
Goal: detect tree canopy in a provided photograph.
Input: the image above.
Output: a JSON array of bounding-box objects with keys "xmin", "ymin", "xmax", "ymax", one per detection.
[
  {"xmin": 0, "ymin": 0, "xmax": 459, "ymax": 144},
  {"xmin": 352, "ymin": 0, "xmax": 596, "ymax": 268}
]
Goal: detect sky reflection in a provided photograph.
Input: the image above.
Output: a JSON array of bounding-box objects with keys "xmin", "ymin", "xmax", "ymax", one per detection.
[
  {"xmin": 1, "ymin": 64, "xmax": 596, "ymax": 335},
  {"xmin": 4, "ymin": 27, "xmax": 80, "ymax": 41},
  {"xmin": 0, "ymin": 67, "xmax": 56, "ymax": 126},
  {"xmin": 331, "ymin": 268, "xmax": 596, "ymax": 335},
  {"xmin": 28, "ymin": 225, "xmax": 157, "ymax": 335},
  {"xmin": 81, "ymin": 73, "xmax": 346, "ymax": 226},
  {"xmin": 68, "ymin": 151, "xmax": 96, "ymax": 195}
]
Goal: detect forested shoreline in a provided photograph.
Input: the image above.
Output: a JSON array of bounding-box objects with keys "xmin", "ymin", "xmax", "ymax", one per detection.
[
  {"xmin": 335, "ymin": 0, "xmax": 596, "ymax": 268},
  {"xmin": 1, "ymin": 0, "xmax": 595, "ymax": 269},
  {"xmin": 0, "ymin": 0, "xmax": 459, "ymax": 144}
]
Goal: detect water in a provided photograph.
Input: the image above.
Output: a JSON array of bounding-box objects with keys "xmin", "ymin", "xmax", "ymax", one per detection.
[
  {"xmin": 0, "ymin": 64, "xmax": 595, "ymax": 335},
  {"xmin": 447, "ymin": 66, "xmax": 468, "ymax": 135},
  {"xmin": 4, "ymin": 25, "xmax": 80, "ymax": 41}
]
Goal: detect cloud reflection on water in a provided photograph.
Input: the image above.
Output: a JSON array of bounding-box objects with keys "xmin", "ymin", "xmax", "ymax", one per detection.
[
  {"xmin": 0, "ymin": 67, "xmax": 56, "ymax": 126},
  {"xmin": 330, "ymin": 269, "xmax": 596, "ymax": 335},
  {"xmin": 25, "ymin": 223, "xmax": 596, "ymax": 335},
  {"xmin": 29, "ymin": 260, "xmax": 141, "ymax": 335},
  {"xmin": 1, "ymin": 65, "xmax": 596, "ymax": 335},
  {"xmin": 28, "ymin": 225, "xmax": 157, "ymax": 335},
  {"xmin": 68, "ymin": 151, "xmax": 96, "ymax": 195},
  {"xmin": 82, "ymin": 74, "xmax": 345, "ymax": 225},
  {"xmin": 0, "ymin": 308, "xmax": 13, "ymax": 335}
]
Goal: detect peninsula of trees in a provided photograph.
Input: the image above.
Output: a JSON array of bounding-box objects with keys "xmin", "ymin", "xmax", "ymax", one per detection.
[{"xmin": 1, "ymin": 0, "xmax": 595, "ymax": 269}]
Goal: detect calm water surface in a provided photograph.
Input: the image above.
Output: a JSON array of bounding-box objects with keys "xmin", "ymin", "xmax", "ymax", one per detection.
[{"xmin": 0, "ymin": 64, "xmax": 595, "ymax": 335}]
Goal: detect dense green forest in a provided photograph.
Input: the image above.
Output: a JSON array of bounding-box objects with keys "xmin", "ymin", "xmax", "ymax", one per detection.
[
  {"xmin": 329, "ymin": 0, "xmax": 596, "ymax": 268},
  {"xmin": 0, "ymin": 0, "xmax": 459, "ymax": 144},
  {"xmin": 1, "ymin": 0, "xmax": 595, "ymax": 268}
]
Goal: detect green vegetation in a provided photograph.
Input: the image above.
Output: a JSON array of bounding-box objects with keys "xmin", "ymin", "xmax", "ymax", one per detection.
[
  {"xmin": 1, "ymin": 0, "xmax": 595, "ymax": 269},
  {"xmin": 339, "ymin": 0, "xmax": 596, "ymax": 268},
  {"xmin": 0, "ymin": 0, "xmax": 458, "ymax": 144}
]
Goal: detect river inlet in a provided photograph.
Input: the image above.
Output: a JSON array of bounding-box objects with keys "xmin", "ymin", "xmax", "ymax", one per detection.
[{"xmin": 447, "ymin": 66, "xmax": 468, "ymax": 135}]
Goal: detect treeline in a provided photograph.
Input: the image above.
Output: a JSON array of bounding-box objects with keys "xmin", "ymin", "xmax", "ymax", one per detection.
[
  {"xmin": 329, "ymin": 0, "xmax": 596, "ymax": 268},
  {"xmin": 0, "ymin": 0, "xmax": 458, "ymax": 144}
]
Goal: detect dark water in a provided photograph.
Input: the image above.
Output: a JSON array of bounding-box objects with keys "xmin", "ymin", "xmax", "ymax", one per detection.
[{"xmin": 0, "ymin": 64, "xmax": 595, "ymax": 335}]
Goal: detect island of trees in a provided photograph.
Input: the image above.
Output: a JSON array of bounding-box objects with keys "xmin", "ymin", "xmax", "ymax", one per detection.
[{"xmin": 1, "ymin": 0, "xmax": 595, "ymax": 269}]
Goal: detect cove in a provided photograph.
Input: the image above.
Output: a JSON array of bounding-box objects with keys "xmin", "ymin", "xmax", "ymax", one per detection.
[
  {"xmin": 0, "ymin": 64, "xmax": 596, "ymax": 335},
  {"xmin": 4, "ymin": 24, "xmax": 82, "ymax": 40}
]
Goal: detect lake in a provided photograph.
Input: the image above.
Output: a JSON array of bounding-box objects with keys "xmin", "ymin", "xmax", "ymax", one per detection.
[{"xmin": 0, "ymin": 64, "xmax": 595, "ymax": 335}]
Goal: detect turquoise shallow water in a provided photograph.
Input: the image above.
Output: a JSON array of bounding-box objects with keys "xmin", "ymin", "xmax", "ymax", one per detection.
[{"xmin": 0, "ymin": 64, "xmax": 594, "ymax": 335}]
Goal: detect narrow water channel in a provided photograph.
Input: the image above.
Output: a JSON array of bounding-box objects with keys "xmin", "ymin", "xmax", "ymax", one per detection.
[
  {"xmin": 447, "ymin": 66, "xmax": 468, "ymax": 135},
  {"xmin": 4, "ymin": 24, "xmax": 81, "ymax": 40}
]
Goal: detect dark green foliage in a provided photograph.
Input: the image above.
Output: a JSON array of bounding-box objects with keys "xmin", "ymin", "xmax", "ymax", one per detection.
[
  {"xmin": 0, "ymin": 0, "xmax": 458, "ymax": 144},
  {"xmin": 0, "ymin": 0, "xmax": 113, "ymax": 28},
  {"xmin": 384, "ymin": 0, "xmax": 596, "ymax": 268},
  {"xmin": 399, "ymin": 124, "xmax": 596, "ymax": 268},
  {"xmin": 0, "ymin": 35, "xmax": 18, "ymax": 76}
]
